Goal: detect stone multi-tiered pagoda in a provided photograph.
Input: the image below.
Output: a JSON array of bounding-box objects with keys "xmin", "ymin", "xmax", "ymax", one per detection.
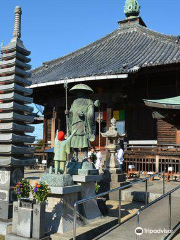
[{"xmin": 0, "ymin": 6, "xmax": 35, "ymax": 220}]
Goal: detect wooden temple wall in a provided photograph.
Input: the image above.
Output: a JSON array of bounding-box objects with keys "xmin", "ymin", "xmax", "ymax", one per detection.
[
  {"xmin": 36, "ymin": 70, "xmax": 180, "ymax": 147},
  {"xmin": 157, "ymin": 119, "xmax": 176, "ymax": 144}
]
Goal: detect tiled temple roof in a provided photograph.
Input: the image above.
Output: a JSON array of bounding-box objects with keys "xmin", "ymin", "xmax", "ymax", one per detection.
[{"xmin": 30, "ymin": 18, "xmax": 180, "ymax": 86}]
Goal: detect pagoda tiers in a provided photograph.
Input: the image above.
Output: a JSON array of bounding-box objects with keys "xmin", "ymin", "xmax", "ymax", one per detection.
[{"xmin": 0, "ymin": 6, "xmax": 35, "ymax": 220}]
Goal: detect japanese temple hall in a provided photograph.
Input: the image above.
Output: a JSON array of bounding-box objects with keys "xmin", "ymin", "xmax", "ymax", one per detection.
[{"xmin": 30, "ymin": 1, "xmax": 180, "ymax": 172}]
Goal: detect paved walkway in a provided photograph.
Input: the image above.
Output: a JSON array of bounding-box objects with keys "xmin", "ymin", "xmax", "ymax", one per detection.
[{"xmin": 96, "ymin": 193, "xmax": 180, "ymax": 240}]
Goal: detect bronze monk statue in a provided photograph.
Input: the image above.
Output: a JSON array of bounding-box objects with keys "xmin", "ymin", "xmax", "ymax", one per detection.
[{"xmin": 68, "ymin": 84, "xmax": 96, "ymax": 160}]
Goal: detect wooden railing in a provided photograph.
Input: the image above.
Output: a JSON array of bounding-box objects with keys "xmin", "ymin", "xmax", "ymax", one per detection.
[
  {"xmin": 124, "ymin": 143, "xmax": 180, "ymax": 173},
  {"xmin": 124, "ymin": 155, "xmax": 156, "ymax": 172}
]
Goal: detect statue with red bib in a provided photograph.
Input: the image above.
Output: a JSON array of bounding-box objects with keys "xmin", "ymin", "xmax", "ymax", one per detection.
[{"xmin": 53, "ymin": 129, "xmax": 77, "ymax": 174}]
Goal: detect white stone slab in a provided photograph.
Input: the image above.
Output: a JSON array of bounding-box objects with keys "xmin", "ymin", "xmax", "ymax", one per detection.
[
  {"xmin": 49, "ymin": 185, "xmax": 82, "ymax": 195},
  {"xmin": 73, "ymin": 175, "xmax": 102, "ymax": 183}
]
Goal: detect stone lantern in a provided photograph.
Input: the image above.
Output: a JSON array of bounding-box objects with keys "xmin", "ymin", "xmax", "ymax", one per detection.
[
  {"xmin": 101, "ymin": 118, "xmax": 127, "ymax": 201},
  {"xmin": 101, "ymin": 118, "xmax": 120, "ymax": 169}
]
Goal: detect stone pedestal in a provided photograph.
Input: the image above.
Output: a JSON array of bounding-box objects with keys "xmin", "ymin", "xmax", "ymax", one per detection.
[
  {"xmin": 33, "ymin": 203, "xmax": 46, "ymax": 239},
  {"xmin": 73, "ymin": 175, "xmax": 102, "ymax": 224},
  {"xmin": 98, "ymin": 169, "xmax": 127, "ymax": 201},
  {"xmin": 45, "ymin": 185, "xmax": 82, "ymax": 234},
  {"xmin": 108, "ymin": 169, "xmax": 127, "ymax": 201},
  {"xmin": 7, "ymin": 199, "xmax": 48, "ymax": 240}
]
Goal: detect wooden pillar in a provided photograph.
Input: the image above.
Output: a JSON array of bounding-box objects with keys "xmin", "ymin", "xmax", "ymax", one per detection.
[
  {"xmin": 51, "ymin": 108, "xmax": 57, "ymax": 148},
  {"xmin": 106, "ymin": 107, "xmax": 112, "ymax": 130},
  {"xmin": 155, "ymin": 155, "xmax": 159, "ymax": 173},
  {"xmin": 43, "ymin": 117, "xmax": 47, "ymax": 144},
  {"xmin": 176, "ymin": 127, "xmax": 180, "ymax": 144},
  {"xmin": 106, "ymin": 93, "xmax": 113, "ymax": 130}
]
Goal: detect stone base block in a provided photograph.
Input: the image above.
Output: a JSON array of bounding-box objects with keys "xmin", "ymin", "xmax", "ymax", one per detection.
[
  {"xmin": 46, "ymin": 185, "xmax": 83, "ymax": 234},
  {"xmin": 108, "ymin": 168, "xmax": 123, "ymax": 174},
  {"xmin": 109, "ymin": 182, "xmax": 129, "ymax": 201},
  {"xmin": 73, "ymin": 175, "xmax": 102, "ymax": 183},
  {"xmin": 110, "ymin": 173, "xmax": 126, "ymax": 182},
  {"xmin": 17, "ymin": 207, "xmax": 33, "ymax": 238},
  {"xmin": 49, "ymin": 185, "xmax": 82, "ymax": 195},
  {"xmin": 121, "ymin": 190, "xmax": 161, "ymax": 203},
  {"xmin": 6, "ymin": 233, "xmax": 50, "ymax": 240},
  {"xmin": 0, "ymin": 220, "xmax": 12, "ymax": 235},
  {"xmin": 40, "ymin": 174, "xmax": 73, "ymax": 187},
  {"xmin": 0, "ymin": 202, "xmax": 13, "ymax": 219},
  {"xmin": 79, "ymin": 181, "xmax": 102, "ymax": 224},
  {"xmin": 78, "ymin": 169, "xmax": 99, "ymax": 175}
]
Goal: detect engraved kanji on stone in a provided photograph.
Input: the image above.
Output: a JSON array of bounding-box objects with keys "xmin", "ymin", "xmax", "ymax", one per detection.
[{"xmin": 34, "ymin": 208, "xmax": 39, "ymax": 216}]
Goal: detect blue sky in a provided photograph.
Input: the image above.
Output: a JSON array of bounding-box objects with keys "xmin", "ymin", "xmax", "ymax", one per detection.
[{"xmin": 0, "ymin": 0, "xmax": 179, "ymax": 140}]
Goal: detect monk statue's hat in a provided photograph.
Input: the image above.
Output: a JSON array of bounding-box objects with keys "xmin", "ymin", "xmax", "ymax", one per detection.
[{"xmin": 69, "ymin": 84, "xmax": 93, "ymax": 94}]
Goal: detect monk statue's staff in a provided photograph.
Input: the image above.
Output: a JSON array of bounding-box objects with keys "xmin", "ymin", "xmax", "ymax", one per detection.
[
  {"xmin": 64, "ymin": 78, "xmax": 69, "ymax": 137},
  {"xmin": 64, "ymin": 78, "xmax": 69, "ymax": 163}
]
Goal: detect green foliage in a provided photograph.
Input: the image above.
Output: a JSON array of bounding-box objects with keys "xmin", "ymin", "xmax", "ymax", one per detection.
[
  {"xmin": 90, "ymin": 153, "xmax": 97, "ymax": 164},
  {"xmin": 95, "ymin": 182, "xmax": 100, "ymax": 193},
  {"xmin": 37, "ymin": 139, "xmax": 44, "ymax": 146},
  {"xmin": 32, "ymin": 182, "xmax": 50, "ymax": 203},
  {"xmin": 14, "ymin": 179, "xmax": 31, "ymax": 200}
]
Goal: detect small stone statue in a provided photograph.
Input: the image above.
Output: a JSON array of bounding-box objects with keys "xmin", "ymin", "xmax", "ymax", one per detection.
[
  {"xmin": 68, "ymin": 84, "xmax": 97, "ymax": 160},
  {"xmin": 53, "ymin": 129, "xmax": 77, "ymax": 174}
]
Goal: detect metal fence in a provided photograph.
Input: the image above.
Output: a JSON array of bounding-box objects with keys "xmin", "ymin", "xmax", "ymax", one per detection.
[
  {"xmin": 73, "ymin": 172, "xmax": 165, "ymax": 240},
  {"xmin": 136, "ymin": 184, "xmax": 180, "ymax": 240}
]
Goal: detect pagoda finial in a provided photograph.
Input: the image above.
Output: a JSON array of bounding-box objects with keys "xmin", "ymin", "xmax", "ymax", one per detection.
[
  {"xmin": 124, "ymin": 0, "xmax": 140, "ymax": 19},
  {"xmin": 13, "ymin": 6, "xmax": 22, "ymax": 39},
  {"xmin": 1, "ymin": 40, "xmax": 3, "ymax": 61},
  {"xmin": 1, "ymin": 40, "xmax": 3, "ymax": 48}
]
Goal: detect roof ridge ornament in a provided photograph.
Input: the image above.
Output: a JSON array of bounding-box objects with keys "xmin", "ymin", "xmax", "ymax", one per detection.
[
  {"xmin": 13, "ymin": 6, "xmax": 22, "ymax": 39},
  {"xmin": 124, "ymin": 0, "xmax": 140, "ymax": 19}
]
